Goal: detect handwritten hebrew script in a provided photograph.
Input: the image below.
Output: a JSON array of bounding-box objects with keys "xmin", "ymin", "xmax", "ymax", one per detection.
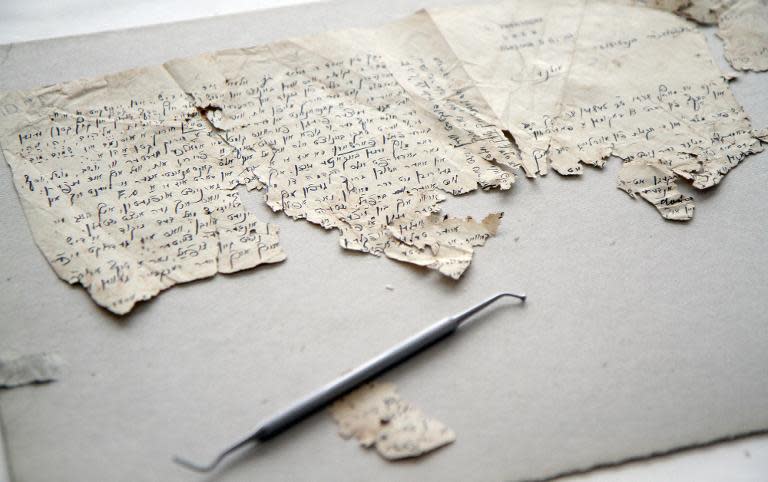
[
  {"xmin": 0, "ymin": 68, "xmax": 286, "ymax": 314},
  {"xmin": 165, "ymin": 11, "xmax": 515, "ymax": 273},
  {"xmin": 0, "ymin": 1, "xmax": 765, "ymax": 313},
  {"xmin": 430, "ymin": 0, "xmax": 765, "ymax": 219}
]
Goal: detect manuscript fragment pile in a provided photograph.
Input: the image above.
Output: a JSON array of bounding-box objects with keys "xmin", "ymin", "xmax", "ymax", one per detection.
[{"xmin": 0, "ymin": 0, "xmax": 765, "ymax": 313}]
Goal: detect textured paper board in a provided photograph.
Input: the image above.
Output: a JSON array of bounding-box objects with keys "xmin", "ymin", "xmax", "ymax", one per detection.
[{"xmin": 0, "ymin": 1, "xmax": 767, "ymax": 480}]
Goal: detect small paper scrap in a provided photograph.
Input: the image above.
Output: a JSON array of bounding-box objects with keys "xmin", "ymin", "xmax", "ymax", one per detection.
[
  {"xmin": 329, "ymin": 382, "xmax": 456, "ymax": 460},
  {"xmin": 0, "ymin": 353, "xmax": 64, "ymax": 388}
]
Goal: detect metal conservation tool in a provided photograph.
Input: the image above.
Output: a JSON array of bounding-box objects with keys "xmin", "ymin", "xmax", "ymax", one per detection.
[{"xmin": 173, "ymin": 291, "xmax": 526, "ymax": 473}]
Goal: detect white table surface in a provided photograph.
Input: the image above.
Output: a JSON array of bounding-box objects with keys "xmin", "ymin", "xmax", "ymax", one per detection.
[{"xmin": 0, "ymin": 1, "xmax": 766, "ymax": 481}]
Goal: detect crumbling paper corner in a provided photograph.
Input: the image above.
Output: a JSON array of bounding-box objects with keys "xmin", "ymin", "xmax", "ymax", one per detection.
[
  {"xmin": 717, "ymin": 0, "xmax": 768, "ymax": 72},
  {"xmin": 0, "ymin": 353, "xmax": 64, "ymax": 388},
  {"xmin": 330, "ymin": 382, "xmax": 456, "ymax": 460},
  {"xmin": 385, "ymin": 210, "xmax": 504, "ymax": 279}
]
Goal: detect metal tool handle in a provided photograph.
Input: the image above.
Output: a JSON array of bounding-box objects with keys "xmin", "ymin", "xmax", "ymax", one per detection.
[
  {"xmin": 256, "ymin": 315, "xmax": 460, "ymax": 440},
  {"xmin": 173, "ymin": 291, "xmax": 525, "ymax": 473}
]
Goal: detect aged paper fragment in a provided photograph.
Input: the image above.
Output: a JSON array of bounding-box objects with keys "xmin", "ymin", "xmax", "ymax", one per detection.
[
  {"xmin": 385, "ymin": 211, "xmax": 503, "ymax": 279},
  {"xmin": 717, "ymin": 0, "xmax": 768, "ymax": 71},
  {"xmin": 164, "ymin": 11, "xmax": 514, "ymax": 276},
  {"xmin": 429, "ymin": 0, "xmax": 765, "ymax": 220},
  {"xmin": 1, "ymin": 1, "xmax": 766, "ymax": 313},
  {"xmin": 680, "ymin": 0, "xmax": 735, "ymax": 23},
  {"xmin": 0, "ymin": 353, "xmax": 63, "ymax": 388},
  {"xmin": 330, "ymin": 382, "xmax": 456, "ymax": 460},
  {"xmin": 638, "ymin": 0, "xmax": 768, "ymax": 72},
  {"xmin": 0, "ymin": 67, "xmax": 286, "ymax": 314},
  {"xmin": 0, "ymin": 11, "xmax": 512, "ymax": 313},
  {"xmin": 0, "ymin": 11, "xmax": 512, "ymax": 314}
]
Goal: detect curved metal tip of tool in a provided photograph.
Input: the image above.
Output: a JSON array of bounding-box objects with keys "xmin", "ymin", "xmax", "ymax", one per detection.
[
  {"xmin": 501, "ymin": 291, "xmax": 526, "ymax": 302},
  {"xmin": 172, "ymin": 454, "xmax": 224, "ymax": 473},
  {"xmin": 453, "ymin": 291, "xmax": 526, "ymax": 326},
  {"xmin": 173, "ymin": 437, "xmax": 257, "ymax": 473}
]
